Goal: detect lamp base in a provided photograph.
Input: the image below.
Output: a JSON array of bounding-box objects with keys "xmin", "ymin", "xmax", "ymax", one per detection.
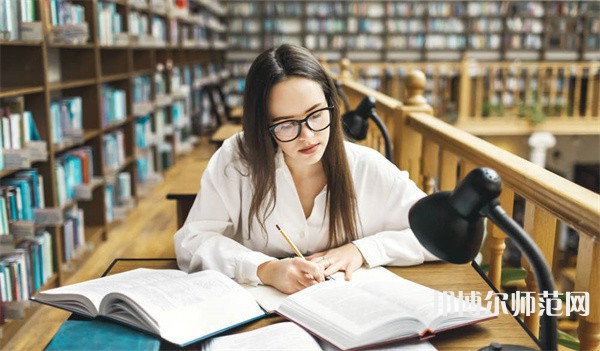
[{"xmin": 478, "ymin": 343, "xmax": 537, "ymax": 351}]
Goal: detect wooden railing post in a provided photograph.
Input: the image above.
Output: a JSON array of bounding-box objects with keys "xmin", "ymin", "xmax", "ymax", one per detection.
[
  {"xmin": 339, "ymin": 58, "xmax": 353, "ymax": 83},
  {"xmin": 398, "ymin": 70, "xmax": 433, "ymax": 187},
  {"xmin": 575, "ymin": 235, "xmax": 600, "ymax": 350},
  {"xmin": 458, "ymin": 54, "xmax": 472, "ymax": 123},
  {"xmin": 522, "ymin": 203, "xmax": 558, "ymax": 338}
]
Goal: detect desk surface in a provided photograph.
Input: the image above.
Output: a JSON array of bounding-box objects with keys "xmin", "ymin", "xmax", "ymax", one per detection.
[{"xmin": 104, "ymin": 258, "xmax": 539, "ymax": 350}]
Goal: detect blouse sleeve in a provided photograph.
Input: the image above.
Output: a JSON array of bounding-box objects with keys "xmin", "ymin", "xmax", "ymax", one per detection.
[
  {"xmin": 350, "ymin": 153, "xmax": 439, "ymax": 268},
  {"xmin": 173, "ymin": 141, "xmax": 275, "ymax": 286}
]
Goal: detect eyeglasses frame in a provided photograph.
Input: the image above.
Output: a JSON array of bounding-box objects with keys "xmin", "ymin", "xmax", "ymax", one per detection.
[{"xmin": 268, "ymin": 105, "xmax": 335, "ymax": 142}]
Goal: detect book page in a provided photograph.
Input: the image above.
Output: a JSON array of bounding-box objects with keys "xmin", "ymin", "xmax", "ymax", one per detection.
[
  {"xmin": 202, "ymin": 322, "xmax": 322, "ymax": 351},
  {"xmin": 319, "ymin": 339, "xmax": 438, "ymax": 351},
  {"xmin": 243, "ymin": 267, "xmax": 389, "ymax": 313},
  {"xmin": 33, "ymin": 268, "xmax": 186, "ymax": 316},
  {"xmin": 242, "ymin": 284, "xmax": 288, "ymax": 313},
  {"xmin": 277, "ymin": 279, "xmax": 422, "ymax": 350},
  {"xmin": 101, "ymin": 270, "xmax": 266, "ymax": 346}
]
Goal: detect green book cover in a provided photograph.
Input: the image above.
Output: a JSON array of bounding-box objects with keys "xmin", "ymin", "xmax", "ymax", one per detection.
[{"xmin": 46, "ymin": 319, "xmax": 160, "ymax": 351}]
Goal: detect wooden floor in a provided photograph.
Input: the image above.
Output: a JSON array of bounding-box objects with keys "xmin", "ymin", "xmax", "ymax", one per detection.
[{"xmin": 3, "ymin": 139, "xmax": 217, "ymax": 351}]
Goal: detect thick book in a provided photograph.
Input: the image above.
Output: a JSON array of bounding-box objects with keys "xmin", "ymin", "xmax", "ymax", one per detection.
[
  {"xmin": 31, "ymin": 268, "xmax": 266, "ymax": 346},
  {"xmin": 274, "ymin": 267, "xmax": 496, "ymax": 351},
  {"xmin": 46, "ymin": 319, "xmax": 160, "ymax": 351}
]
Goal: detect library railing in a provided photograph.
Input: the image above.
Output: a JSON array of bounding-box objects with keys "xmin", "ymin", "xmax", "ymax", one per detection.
[
  {"xmin": 328, "ymin": 62, "xmax": 600, "ymax": 351},
  {"xmin": 328, "ymin": 58, "xmax": 600, "ymax": 136}
]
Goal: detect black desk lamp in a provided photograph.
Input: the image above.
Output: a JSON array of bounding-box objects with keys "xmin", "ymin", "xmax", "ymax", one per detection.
[
  {"xmin": 341, "ymin": 96, "xmax": 393, "ymax": 162},
  {"xmin": 408, "ymin": 167, "xmax": 557, "ymax": 351}
]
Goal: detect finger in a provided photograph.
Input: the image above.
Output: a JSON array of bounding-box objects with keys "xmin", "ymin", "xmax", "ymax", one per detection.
[
  {"xmin": 324, "ymin": 262, "xmax": 343, "ymax": 276},
  {"xmin": 294, "ymin": 259, "xmax": 325, "ymax": 282},
  {"xmin": 305, "ymin": 253, "xmax": 325, "ymax": 261},
  {"xmin": 298, "ymin": 274, "xmax": 319, "ymax": 288}
]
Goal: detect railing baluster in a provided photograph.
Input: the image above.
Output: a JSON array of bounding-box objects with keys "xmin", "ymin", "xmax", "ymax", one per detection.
[
  {"xmin": 575, "ymin": 234, "xmax": 600, "ymax": 350},
  {"xmin": 485, "ymin": 188, "xmax": 514, "ymax": 289},
  {"xmin": 573, "ymin": 65, "xmax": 582, "ymax": 118},
  {"xmin": 439, "ymin": 149, "xmax": 459, "ymax": 191},
  {"xmin": 522, "ymin": 202, "xmax": 558, "ymax": 338},
  {"xmin": 421, "ymin": 139, "xmax": 439, "ymax": 194}
]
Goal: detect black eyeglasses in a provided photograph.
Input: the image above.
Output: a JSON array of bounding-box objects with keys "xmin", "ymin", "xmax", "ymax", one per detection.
[{"xmin": 268, "ymin": 106, "xmax": 334, "ymax": 142}]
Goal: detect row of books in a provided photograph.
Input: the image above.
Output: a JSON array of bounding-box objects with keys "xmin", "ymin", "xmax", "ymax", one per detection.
[
  {"xmin": 50, "ymin": 96, "xmax": 83, "ymax": 145},
  {"xmin": 98, "ymin": 1, "xmax": 125, "ymax": 45},
  {"xmin": 103, "ymin": 131, "xmax": 126, "ymax": 172},
  {"xmin": 101, "ymin": 85, "xmax": 127, "ymax": 127},
  {"xmin": 48, "ymin": 0, "xmax": 85, "ymax": 26},
  {"xmin": 230, "ymin": 1, "xmax": 593, "ymax": 18},
  {"xmin": 135, "ymin": 117, "xmax": 154, "ymax": 149},
  {"xmin": 1, "ymin": 231, "xmax": 53, "ymax": 304},
  {"xmin": 136, "ymin": 149, "xmax": 157, "ymax": 184},
  {"xmin": 105, "ymin": 171, "xmax": 132, "ymax": 223},
  {"xmin": 133, "ymin": 76, "xmax": 152, "ymax": 106},
  {"xmin": 0, "ymin": 169, "xmax": 45, "ymax": 224},
  {"xmin": 129, "ymin": 11, "xmax": 149, "ymax": 37},
  {"xmin": 0, "ymin": 102, "xmax": 40, "ymax": 157},
  {"xmin": 55, "ymin": 147, "xmax": 94, "ymax": 207},
  {"xmin": 62, "ymin": 205, "xmax": 85, "ymax": 262},
  {"xmin": 0, "ymin": 0, "xmax": 38, "ymax": 41}
]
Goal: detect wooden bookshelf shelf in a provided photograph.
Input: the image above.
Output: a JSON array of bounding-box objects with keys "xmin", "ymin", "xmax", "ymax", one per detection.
[
  {"xmin": 0, "ymin": 86, "xmax": 45, "ymax": 99},
  {"xmin": 100, "ymin": 73, "xmax": 131, "ymax": 83},
  {"xmin": 0, "ymin": 40, "xmax": 43, "ymax": 47},
  {"xmin": 46, "ymin": 43, "xmax": 95, "ymax": 49},
  {"xmin": 48, "ymin": 79, "xmax": 97, "ymax": 91},
  {"xmin": 0, "ymin": 0, "xmax": 226, "ymax": 345}
]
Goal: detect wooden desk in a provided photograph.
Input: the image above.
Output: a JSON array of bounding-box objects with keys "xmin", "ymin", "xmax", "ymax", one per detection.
[
  {"xmin": 210, "ymin": 124, "xmax": 242, "ymax": 146},
  {"xmin": 165, "ymin": 160, "xmax": 207, "ymax": 228},
  {"xmin": 104, "ymin": 258, "xmax": 540, "ymax": 350}
]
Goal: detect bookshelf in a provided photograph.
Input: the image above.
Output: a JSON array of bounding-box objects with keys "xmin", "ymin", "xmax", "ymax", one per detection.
[
  {"xmin": 225, "ymin": 0, "xmax": 600, "ymax": 108},
  {"xmin": 0, "ymin": 0, "xmax": 227, "ymax": 346}
]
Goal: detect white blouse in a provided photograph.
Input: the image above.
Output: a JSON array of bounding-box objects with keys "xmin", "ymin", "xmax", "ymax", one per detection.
[{"xmin": 174, "ymin": 135, "xmax": 438, "ymax": 285}]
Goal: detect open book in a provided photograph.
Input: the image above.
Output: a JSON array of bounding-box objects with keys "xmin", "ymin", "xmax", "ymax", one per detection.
[
  {"xmin": 201, "ymin": 322, "xmax": 438, "ymax": 351},
  {"xmin": 274, "ymin": 267, "xmax": 496, "ymax": 351},
  {"xmin": 31, "ymin": 268, "xmax": 266, "ymax": 346}
]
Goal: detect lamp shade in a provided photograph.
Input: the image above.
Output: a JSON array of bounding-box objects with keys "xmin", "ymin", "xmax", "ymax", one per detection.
[
  {"xmin": 408, "ymin": 168, "xmax": 502, "ymax": 264},
  {"xmin": 342, "ymin": 96, "xmax": 376, "ymax": 141}
]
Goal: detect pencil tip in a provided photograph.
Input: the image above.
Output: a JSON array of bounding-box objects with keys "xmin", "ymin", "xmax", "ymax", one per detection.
[{"xmin": 275, "ymin": 224, "xmax": 281, "ymax": 230}]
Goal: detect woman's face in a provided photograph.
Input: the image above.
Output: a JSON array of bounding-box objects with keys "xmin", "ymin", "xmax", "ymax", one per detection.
[{"xmin": 268, "ymin": 77, "xmax": 331, "ymax": 170}]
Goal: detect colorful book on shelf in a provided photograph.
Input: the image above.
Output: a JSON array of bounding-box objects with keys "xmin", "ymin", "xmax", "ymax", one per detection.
[
  {"xmin": 31, "ymin": 268, "xmax": 267, "ymax": 347},
  {"xmin": 0, "ymin": 178, "xmax": 33, "ymax": 221}
]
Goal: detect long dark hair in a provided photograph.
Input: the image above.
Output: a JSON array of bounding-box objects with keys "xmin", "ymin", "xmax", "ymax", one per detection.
[{"xmin": 236, "ymin": 44, "xmax": 358, "ymax": 248}]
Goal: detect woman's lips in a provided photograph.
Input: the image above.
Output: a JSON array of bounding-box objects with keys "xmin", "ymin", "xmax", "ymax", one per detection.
[{"xmin": 299, "ymin": 144, "xmax": 319, "ymax": 154}]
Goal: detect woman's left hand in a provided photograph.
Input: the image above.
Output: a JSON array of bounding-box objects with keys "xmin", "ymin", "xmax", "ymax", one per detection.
[{"xmin": 306, "ymin": 243, "xmax": 365, "ymax": 281}]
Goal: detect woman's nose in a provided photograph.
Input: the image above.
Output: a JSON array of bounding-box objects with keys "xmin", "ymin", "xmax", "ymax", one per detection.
[{"xmin": 298, "ymin": 121, "xmax": 315, "ymax": 140}]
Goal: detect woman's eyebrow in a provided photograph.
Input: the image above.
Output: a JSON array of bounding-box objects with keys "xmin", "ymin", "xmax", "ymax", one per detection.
[{"xmin": 272, "ymin": 102, "xmax": 323, "ymax": 123}]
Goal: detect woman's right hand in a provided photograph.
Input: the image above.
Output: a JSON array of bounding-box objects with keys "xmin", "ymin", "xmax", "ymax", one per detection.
[{"xmin": 257, "ymin": 258, "xmax": 325, "ymax": 294}]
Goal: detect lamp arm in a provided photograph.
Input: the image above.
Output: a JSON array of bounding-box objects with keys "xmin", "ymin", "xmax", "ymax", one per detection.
[
  {"xmin": 483, "ymin": 203, "xmax": 558, "ymax": 351},
  {"xmin": 368, "ymin": 111, "xmax": 393, "ymax": 162}
]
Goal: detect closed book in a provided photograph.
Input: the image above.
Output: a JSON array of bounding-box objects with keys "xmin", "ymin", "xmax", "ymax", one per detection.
[{"xmin": 46, "ymin": 319, "xmax": 160, "ymax": 351}]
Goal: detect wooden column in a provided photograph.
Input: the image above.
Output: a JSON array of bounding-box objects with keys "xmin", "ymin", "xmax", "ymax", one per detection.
[{"xmin": 458, "ymin": 54, "xmax": 472, "ymax": 123}]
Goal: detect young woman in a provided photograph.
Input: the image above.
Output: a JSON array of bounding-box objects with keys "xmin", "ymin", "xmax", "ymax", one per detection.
[{"xmin": 174, "ymin": 44, "xmax": 437, "ymax": 294}]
